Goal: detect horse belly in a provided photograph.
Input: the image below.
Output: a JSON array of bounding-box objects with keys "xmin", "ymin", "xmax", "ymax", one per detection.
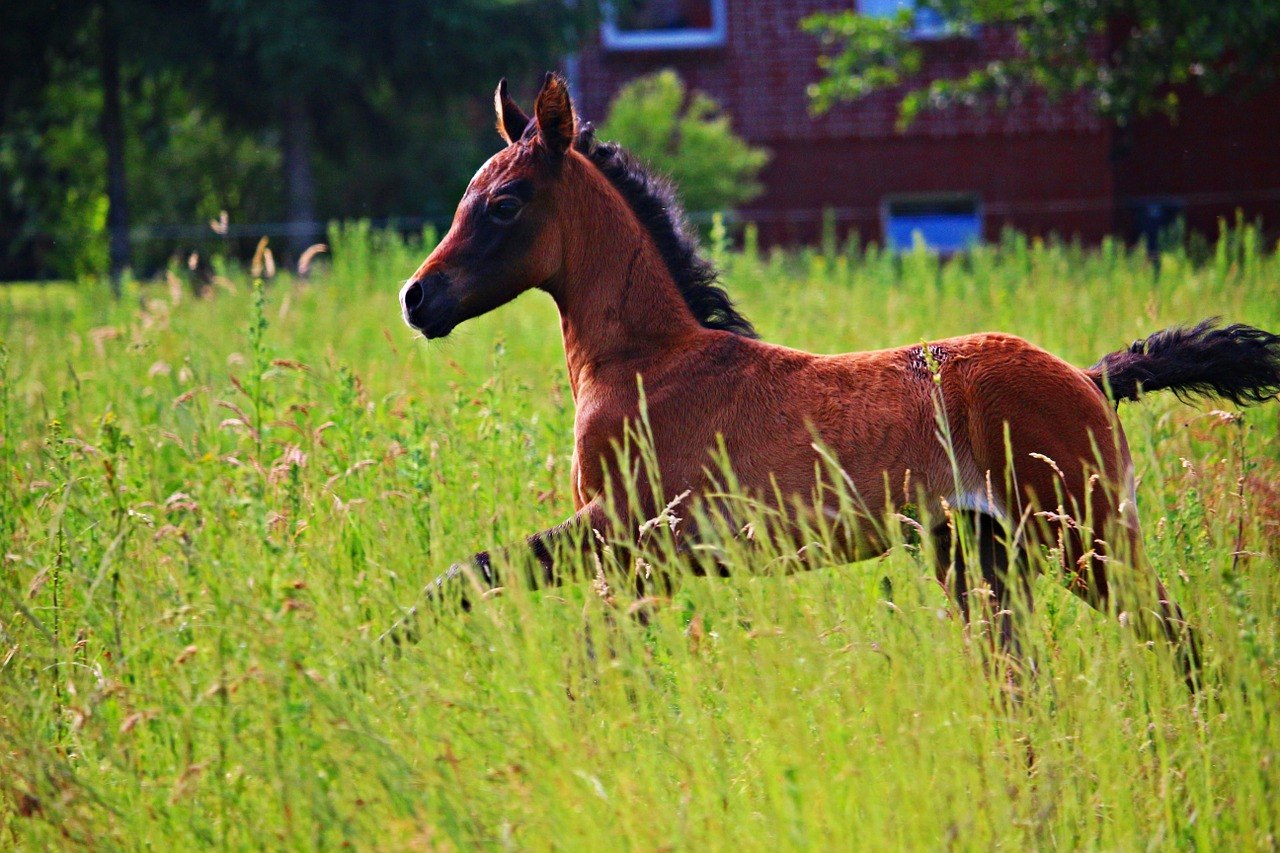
[{"xmin": 709, "ymin": 391, "xmax": 940, "ymax": 559}]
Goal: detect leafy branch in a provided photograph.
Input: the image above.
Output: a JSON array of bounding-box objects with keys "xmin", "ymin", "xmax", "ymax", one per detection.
[{"xmin": 804, "ymin": 1, "xmax": 1280, "ymax": 127}]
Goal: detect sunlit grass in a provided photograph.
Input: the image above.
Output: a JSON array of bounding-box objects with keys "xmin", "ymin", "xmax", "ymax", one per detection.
[{"xmin": 1, "ymin": 225, "xmax": 1278, "ymax": 847}]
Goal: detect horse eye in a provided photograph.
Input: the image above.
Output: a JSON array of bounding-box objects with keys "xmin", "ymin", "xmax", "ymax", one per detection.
[{"xmin": 488, "ymin": 196, "xmax": 522, "ymax": 223}]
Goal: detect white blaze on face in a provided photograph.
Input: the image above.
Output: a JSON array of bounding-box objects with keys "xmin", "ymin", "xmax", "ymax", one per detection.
[
  {"xmin": 465, "ymin": 145, "xmax": 529, "ymax": 199},
  {"xmin": 468, "ymin": 152, "xmax": 505, "ymax": 192}
]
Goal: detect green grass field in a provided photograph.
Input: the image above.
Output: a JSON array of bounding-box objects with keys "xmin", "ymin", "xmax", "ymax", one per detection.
[{"xmin": 2, "ymin": 227, "xmax": 1279, "ymax": 848}]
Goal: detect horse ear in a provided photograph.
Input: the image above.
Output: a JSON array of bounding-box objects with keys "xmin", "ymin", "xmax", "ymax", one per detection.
[
  {"xmin": 533, "ymin": 72, "xmax": 575, "ymax": 160},
  {"xmin": 494, "ymin": 78, "xmax": 530, "ymax": 146}
]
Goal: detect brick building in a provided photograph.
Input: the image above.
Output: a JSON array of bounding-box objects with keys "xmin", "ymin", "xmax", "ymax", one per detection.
[{"xmin": 571, "ymin": 0, "xmax": 1280, "ymax": 247}]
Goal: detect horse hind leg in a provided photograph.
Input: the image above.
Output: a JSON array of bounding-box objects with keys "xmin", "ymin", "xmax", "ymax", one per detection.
[
  {"xmin": 1058, "ymin": 519, "xmax": 1204, "ymax": 691},
  {"xmin": 986, "ymin": 380, "xmax": 1202, "ymax": 689},
  {"xmin": 1023, "ymin": 446, "xmax": 1204, "ymax": 687},
  {"xmin": 932, "ymin": 509, "xmax": 1034, "ymax": 679}
]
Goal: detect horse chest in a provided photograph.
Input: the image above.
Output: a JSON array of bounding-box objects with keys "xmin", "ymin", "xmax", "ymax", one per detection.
[
  {"xmin": 570, "ymin": 378, "xmax": 704, "ymax": 497},
  {"xmin": 571, "ymin": 396, "xmax": 631, "ymax": 489}
]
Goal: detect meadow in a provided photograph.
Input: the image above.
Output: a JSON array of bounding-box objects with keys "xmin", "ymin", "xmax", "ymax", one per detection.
[{"xmin": 2, "ymin": 223, "xmax": 1278, "ymax": 849}]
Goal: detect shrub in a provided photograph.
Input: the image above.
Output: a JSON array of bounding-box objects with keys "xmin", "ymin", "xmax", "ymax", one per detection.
[{"xmin": 598, "ymin": 69, "xmax": 769, "ymax": 215}]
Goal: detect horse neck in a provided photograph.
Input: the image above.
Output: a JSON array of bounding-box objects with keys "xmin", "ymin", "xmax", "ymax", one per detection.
[{"xmin": 547, "ymin": 161, "xmax": 703, "ymax": 398}]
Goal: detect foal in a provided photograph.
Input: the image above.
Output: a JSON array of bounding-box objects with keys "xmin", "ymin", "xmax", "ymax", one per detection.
[{"xmin": 394, "ymin": 74, "xmax": 1280, "ymax": 677}]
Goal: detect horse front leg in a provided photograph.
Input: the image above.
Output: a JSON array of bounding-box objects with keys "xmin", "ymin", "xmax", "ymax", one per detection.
[{"xmin": 382, "ymin": 500, "xmax": 611, "ymax": 643}]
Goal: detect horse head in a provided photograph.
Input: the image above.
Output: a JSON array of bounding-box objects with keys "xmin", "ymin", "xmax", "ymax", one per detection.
[{"xmin": 400, "ymin": 73, "xmax": 577, "ymax": 338}]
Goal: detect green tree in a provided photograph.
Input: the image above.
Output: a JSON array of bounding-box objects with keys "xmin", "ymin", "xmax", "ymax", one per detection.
[
  {"xmin": 1, "ymin": 0, "xmax": 593, "ymax": 280},
  {"xmin": 1, "ymin": 0, "xmax": 266, "ymax": 283},
  {"xmin": 201, "ymin": 0, "xmax": 592, "ymax": 258},
  {"xmin": 1, "ymin": 1, "xmax": 108, "ymax": 282},
  {"xmin": 598, "ymin": 70, "xmax": 769, "ymax": 214},
  {"xmin": 1, "ymin": 46, "xmax": 279, "ymax": 281},
  {"xmin": 803, "ymin": 1, "xmax": 1280, "ymax": 126}
]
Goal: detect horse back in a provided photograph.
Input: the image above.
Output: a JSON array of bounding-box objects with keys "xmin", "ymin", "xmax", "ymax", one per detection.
[{"xmin": 574, "ymin": 329, "xmax": 1128, "ymax": 536}]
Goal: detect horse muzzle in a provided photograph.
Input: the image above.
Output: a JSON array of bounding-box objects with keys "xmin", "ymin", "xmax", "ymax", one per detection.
[{"xmin": 401, "ymin": 272, "xmax": 459, "ymax": 339}]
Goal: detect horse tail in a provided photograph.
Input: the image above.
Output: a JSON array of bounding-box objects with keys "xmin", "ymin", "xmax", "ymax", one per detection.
[{"xmin": 1088, "ymin": 319, "xmax": 1280, "ymax": 405}]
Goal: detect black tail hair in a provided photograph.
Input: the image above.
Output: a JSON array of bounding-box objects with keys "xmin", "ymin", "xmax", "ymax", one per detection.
[{"xmin": 1089, "ymin": 319, "xmax": 1280, "ymax": 405}]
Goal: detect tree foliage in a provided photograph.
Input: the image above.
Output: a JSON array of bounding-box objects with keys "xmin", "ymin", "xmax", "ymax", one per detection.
[
  {"xmin": 598, "ymin": 70, "xmax": 769, "ymax": 215},
  {"xmin": 0, "ymin": 0, "xmax": 591, "ymax": 279},
  {"xmin": 803, "ymin": 1, "xmax": 1280, "ymax": 126},
  {"xmin": 1, "ymin": 57, "xmax": 280, "ymax": 279},
  {"xmin": 200, "ymin": 0, "xmax": 589, "ymax": 251}
]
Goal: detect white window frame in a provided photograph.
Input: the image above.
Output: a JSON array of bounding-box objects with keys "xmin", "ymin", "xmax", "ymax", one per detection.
[
  {"xmin": 601, "ymin": 0, "xmax": 728, "ymax": 51},
  {"xmin": 858, "ymin": 0, "xmax": 954, "ymax": 40}
]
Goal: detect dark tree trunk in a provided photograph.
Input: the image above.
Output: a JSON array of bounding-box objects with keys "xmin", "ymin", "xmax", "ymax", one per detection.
[
  {"xmin": 99, "ymin": 0, "xmax": 129, "ymax": 294},
  {"xmin": 282, "ymin": 96, "xmax": 318, "ymax": 263}
]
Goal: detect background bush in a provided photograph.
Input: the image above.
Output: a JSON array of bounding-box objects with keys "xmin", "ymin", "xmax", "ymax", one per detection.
[{"xmin": 598, "ymin": 69, "xmax": 770, "ymax": 216}]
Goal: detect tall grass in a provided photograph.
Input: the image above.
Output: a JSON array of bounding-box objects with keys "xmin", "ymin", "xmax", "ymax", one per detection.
[{"xmin": 1, "ymin": 223, "xmax": 1278, "ymax": 847}]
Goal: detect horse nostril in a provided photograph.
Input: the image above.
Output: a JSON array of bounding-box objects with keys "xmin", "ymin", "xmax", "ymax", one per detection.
[
  {"xmin": 402, "ymin": 279, "xmax": 426, "ymax": 313},
  {"xmin": 401, "ymin": 272, "xmax": 457, "ymax": 337}
]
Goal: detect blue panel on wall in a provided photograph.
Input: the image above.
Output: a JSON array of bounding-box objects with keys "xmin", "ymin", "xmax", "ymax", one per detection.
[{"xmin": 886, "ymin": 212, "xmax": 981, "ymax": 253}]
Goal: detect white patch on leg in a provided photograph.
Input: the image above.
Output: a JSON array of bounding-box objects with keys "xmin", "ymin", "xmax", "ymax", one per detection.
[
  {"xmin": 950, "ymin": 491, "xmax": 1010, "ymax": 526},
  {"xmin": 1117, "ymin": 467, "xmax": 1142, "ymax": 531}
]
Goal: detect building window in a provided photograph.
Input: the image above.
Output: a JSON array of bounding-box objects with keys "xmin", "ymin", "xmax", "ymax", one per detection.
[
  {"xmin": 859, "ymin": 0, "xmax": 951, "ymax": 39},
  {"xmin": 883, "ymin": 195, "xmax": 982, "ymax": 253},
  {"xmin": 601, "ymin": 0, "xmax": 727, "ymax": 51}
]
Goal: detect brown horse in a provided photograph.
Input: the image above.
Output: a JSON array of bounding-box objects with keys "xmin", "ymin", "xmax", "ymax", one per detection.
[{"xmin": 393, "ymin": 73, "xmax": 1280, "ymax": 680}]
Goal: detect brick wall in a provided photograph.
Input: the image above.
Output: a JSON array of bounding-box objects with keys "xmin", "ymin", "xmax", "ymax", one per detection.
[
  {"xmin": 1116, "ymin": 86, "xmax": 1280, "ymax": 239},
  {"xmin": 574, "ymin": 0, "xmax": 1278, "ymax": 245},
  {"xmin": 576, "ymin": 0, "xmax": 1104, "ymax": 141}
]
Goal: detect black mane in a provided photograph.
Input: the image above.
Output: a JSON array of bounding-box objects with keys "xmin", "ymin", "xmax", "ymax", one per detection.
[{"xmin": 573, "ymin": 127, "xmax": 757, "ymax": 338}]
